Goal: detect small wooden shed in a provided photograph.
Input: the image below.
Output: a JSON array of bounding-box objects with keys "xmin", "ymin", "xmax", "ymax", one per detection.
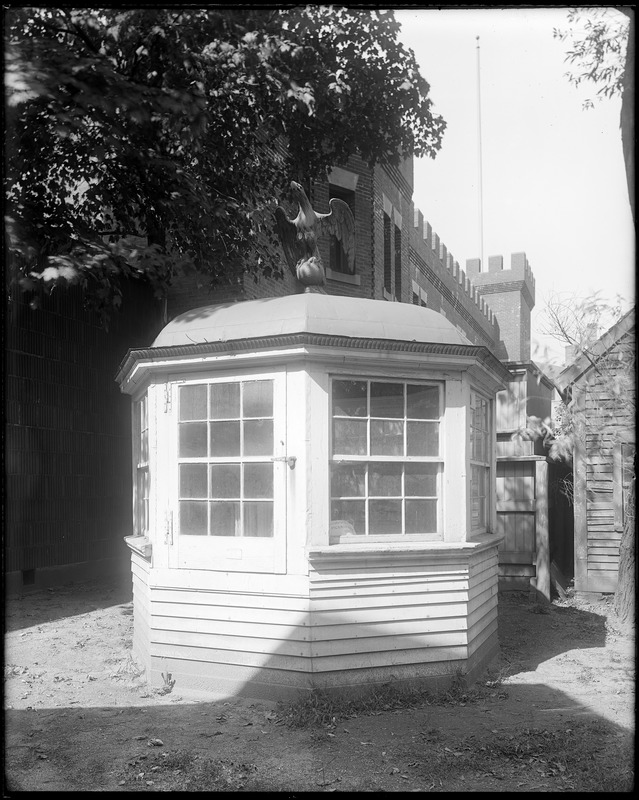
[
  {"xmin": 555, "ymin": 308, "xmax": 635, "ymax": 594},
  {"xmin": 116, "ymin": 293, "xmax": 510, "ymax": 700}
]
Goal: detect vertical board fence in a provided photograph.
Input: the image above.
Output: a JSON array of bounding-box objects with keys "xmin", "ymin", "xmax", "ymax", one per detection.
[{"xmin": 496, "ymin": 457, "xmax": 550, "ymax": 599}]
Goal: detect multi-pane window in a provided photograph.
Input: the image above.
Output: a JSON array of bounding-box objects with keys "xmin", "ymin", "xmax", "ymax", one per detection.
[
  {"xmin": 328, "ymin": 185, "xmax": 355, "ymax": 274},
  {"xmin": 177, "ymin": 380, "xmax": 274, "ymax": 538},
  {"xmin": 394, "ymin": 223, "xmax": 402, "ymax": 301},
  {"xmin": 330, "ymin": 379, "xmax": 443, "ymax": 541},
  {"xmin": 383, "ymin": 213, "xmax": 392, "ymax": 294},
  {"xmin": 134, "ymin": 395, "xmax": 149, "ymax": 535},
  {"xmin": 470, "ymin": 390, "xmax": 492, "ymax": 532}
]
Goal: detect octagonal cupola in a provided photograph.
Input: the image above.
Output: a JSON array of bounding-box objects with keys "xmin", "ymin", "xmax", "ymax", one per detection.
[{"xmin": 116, "ymin": 293, "xmax": 508, "ymax": 701}]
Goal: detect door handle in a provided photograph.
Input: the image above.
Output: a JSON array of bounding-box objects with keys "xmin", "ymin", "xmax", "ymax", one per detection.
[{"xmin": 271, "ymin": 456, "xmax": 297, "ymax": 469}]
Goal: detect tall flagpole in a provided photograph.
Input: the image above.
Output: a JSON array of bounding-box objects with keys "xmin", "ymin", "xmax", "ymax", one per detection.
[{"xmin": 476, "ymin": 35, "xmax": 485, "ymax": 271}]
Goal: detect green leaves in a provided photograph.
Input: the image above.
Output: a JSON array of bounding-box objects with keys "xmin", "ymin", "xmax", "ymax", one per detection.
[{"xmin": 6, "ymin": 7, "xmax": 445, "ymax": 322}]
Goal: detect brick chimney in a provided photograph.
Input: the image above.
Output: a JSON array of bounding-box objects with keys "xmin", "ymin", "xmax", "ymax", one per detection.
[{"xmin": 466, "ymin": 253, "xmax": 536, "ymax": 362}]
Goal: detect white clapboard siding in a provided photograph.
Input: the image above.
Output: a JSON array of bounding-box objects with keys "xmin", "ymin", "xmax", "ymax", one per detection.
[
  {"xmin": 308, "ymin": 562, "xmax": 473, "ymax": 580},
  {"xmin": 309, "ymin": 630, "xmax": 465, "ymax": 657},
  {"xmin": 467, "ymin": 590, "xmax": 497, "ymax": 631},
  {"xmin": 309, "ymin": 583, "xmax": 470, "ymax": 606},
  {"xmin": 310, "ymin": 644, "xmax": 468, "ymax": 673},
  {"xmin": 467, "ymin": 616, "xmax": 498, "ymax": 658},
  {"xmin": 151, "ymin": 641, "xmax": 309, "ymax": 672},
  {"xmin": 151, "ymin": 588, "xmax": 309, "ymax": 613},
  {"xmin": 131, "ymin": 553, "xmax": 152, "ymax": 670},
  {"xmin": 307, "ymin": 551, "xmax": 476, "ymax": 671},
  {"xmin": 466, "ymin": 548, "xmax": 498, "ymax": 659},
  {"xmin": 144, "ymin": 570, "xmax": 314, "ymax": 680},
  {"xmin": 150, "ymin": 567, "xmax": 309, "ymax": 597},
  {"xmin": 467, "ymin": 584, "xmax": 497, "ymax": 620},
  {"xmin": 310, "ymin": 616, "xmax": 468, "ymax": 642},
  {"xmin": 134, "ymin": 541, "xmax": 500, "ymax": 695},
  {"xmin": 155, "ymin": 615, "xmax": 311, "ymax": 643},
  {"xmin": 310, "ymin": 600, "xmax": 473, "ymax": 624},
  {"xmin": 152, "ymin": 601, "xmax": 311, "ymax": 627},
  {"xmin": 154, "ymin": 628, "xmax": 310, "ymax": 658}
]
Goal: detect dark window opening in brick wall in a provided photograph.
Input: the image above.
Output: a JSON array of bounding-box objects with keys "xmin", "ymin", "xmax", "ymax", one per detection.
[
  {"xmin": 394, "ymin": 223, "xmax": 402, "ymax": 301},
  {"xmin": 412, "ymin": 292, "xmax": 419, "ymax": 305},
  {"xmin": 329, "ymin": 184, "xmax": 356, "ymax": 274},
  {"xmin": 383, "ymin": 212, "xmax": 392, "ymax": 294}
]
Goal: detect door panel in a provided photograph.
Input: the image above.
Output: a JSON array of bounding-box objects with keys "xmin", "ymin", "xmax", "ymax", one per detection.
[{"xmin": 168, "ymin": 374, "xmax": 287, "ymax": 574}]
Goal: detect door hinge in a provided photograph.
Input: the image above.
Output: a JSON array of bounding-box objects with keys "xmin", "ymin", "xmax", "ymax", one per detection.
[
  {"xmin": 164, "ymin": 384, "xmax": 172, "ymax": 413},
  {"xmin": 165, "ymin": 510, "xmax": 174, "ymax": 545}
]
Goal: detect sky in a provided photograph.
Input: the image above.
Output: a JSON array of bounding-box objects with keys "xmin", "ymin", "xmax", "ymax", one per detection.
[{"xmin": 394, "ymin": 7, "xmax": 635, "ymax": 365}]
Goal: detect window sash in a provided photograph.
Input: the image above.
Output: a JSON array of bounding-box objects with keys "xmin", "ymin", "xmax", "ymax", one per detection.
[
  {"xmin": 394, "ymin": 223, "xmax": 402, "ymax": 300},
  {"xmin": 133, "ymin": 396, "xmax": 149, "ymax": 535},
  {"xmin": 177, "ymin": 380, "xmax": 275, "ymax": 538},
  {"xmin": 330, "ymin": 378, "xmax": 443, "ymax": 540},
  {"xmin": 470, "ymin": 390, "xmax": 492, "ymax": 532},
  {"xmin": 136, "ymin": 466, "xmax": 149, "ymax": 535}
]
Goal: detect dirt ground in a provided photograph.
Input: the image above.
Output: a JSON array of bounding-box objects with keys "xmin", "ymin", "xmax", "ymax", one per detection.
[{"xmin": 4, "ymin": 576, "xmax": 635, "ymax": 793}]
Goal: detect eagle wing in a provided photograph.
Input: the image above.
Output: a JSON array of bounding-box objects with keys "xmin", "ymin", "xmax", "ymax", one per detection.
[
  {"xmin": 274, "ymin": 206, "xmax": 302, "ymax": 276},
  {"xmin": 317, "ymin": 198, "xmax": 356, "ymax": 274}
]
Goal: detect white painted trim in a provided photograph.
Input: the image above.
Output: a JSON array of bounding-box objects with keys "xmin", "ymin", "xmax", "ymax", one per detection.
[
  {"xmin": 124, "ymin": 535, "xmax": 152, "ymax": 558},
  {"xmin": 325, "ymin": 268, "xmax": 361, "ymax": 285},
  {"xmin": 445, "ymin": 378, "xmax": 468, "ymax": 542},
  {"xmin": 308, "ymin": 537, "xmax": 501, "ymax": 560},
  {"xmin": 328, "ymin": 167, "xmax": 359, "ymax": 191}
]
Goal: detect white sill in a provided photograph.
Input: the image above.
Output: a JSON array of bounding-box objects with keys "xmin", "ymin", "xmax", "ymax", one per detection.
[
  {"xmin": 124, "ymin": 535, "xmax": 152, "ymax": 559},
  {"xmin": 325, "ymin": 268, "xmax": 361, "ymax": 286},
  {"xmin": 309, "ymin": 536, "xmax": 502, "ymax": 560}
]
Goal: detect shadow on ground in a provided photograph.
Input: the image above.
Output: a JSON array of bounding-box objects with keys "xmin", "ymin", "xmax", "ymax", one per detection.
[
  {"xmin": 5, "ymin": 576, "xmax": 133, "ymax": 633},
  {"xmin": 497, "ymin": 593, "xmax": 607, "ymax": 675},
  {"xmin": 4, "ymin": 680, "xmax": 632, "ymax": 792}
]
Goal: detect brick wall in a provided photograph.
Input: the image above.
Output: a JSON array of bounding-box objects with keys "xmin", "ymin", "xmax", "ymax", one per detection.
[
  {"xmin": 409, "ymin": 210, "xmax": 498, "ymax": 349},
  {"xmin": 466, "ymin": 252, "xmax": 536, "ymax": 361}
]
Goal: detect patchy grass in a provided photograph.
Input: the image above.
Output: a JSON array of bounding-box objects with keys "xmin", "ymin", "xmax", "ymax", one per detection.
[{"xmin": 276, "ymin": 668, "xmax": 509, "ymax": 730}]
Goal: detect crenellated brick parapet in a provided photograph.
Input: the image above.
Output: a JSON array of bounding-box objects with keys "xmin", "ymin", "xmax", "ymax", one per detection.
[
  {"xmin": 410, "ymin": 206, "xmax": 499, "ymax": 349},
  {"xmin": 465, "ymin": 253, "xmax": 536, "ymax": 363},
  {"xmin": 466, "ymin": 252, "xmax": 535, "ymax": 311}
]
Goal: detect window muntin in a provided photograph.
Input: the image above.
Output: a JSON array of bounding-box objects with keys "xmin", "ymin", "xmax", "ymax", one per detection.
[
  {"xmin": 330, "ymin": 379, "xmax": 443, "ymax": 541},
  {"xmin": 177, "ymin": 380, "xmax": 274, "ymax": 538},
  {"xmin": 470, "ymin": 390, "xmax": 492, "ymax": 532},
  {"xmin": 134, "ymin": 395, "xmax": 149, "ymax": 535}
]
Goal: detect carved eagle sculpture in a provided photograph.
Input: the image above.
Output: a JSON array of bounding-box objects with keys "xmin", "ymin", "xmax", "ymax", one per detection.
[{"xmin": 274, "ymin": 181, "xmax": 355, "ymax": 292}]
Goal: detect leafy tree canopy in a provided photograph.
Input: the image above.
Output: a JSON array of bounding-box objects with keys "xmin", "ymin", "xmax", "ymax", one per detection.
[
  {"xmin": 553, "ymin": 6, "xmax": 630, "ymax": 107},
  {"xmin": 5, "ymin": 6, "xmax": 446, "ymax": 319},
  {"xmin": 517, "ymin": 293, "xmax": 634, "ymax": 464}
]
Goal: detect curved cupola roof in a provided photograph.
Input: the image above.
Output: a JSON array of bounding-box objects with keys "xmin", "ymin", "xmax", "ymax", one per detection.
[{"xmin": 152, "ymin": 293, "xmax": 472, "ymax": 348}]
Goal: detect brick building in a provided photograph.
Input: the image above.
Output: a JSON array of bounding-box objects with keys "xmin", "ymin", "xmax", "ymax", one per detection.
[{"xmin": 5, "ymin": 153, "xmax": 554, "ymax": 594}]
